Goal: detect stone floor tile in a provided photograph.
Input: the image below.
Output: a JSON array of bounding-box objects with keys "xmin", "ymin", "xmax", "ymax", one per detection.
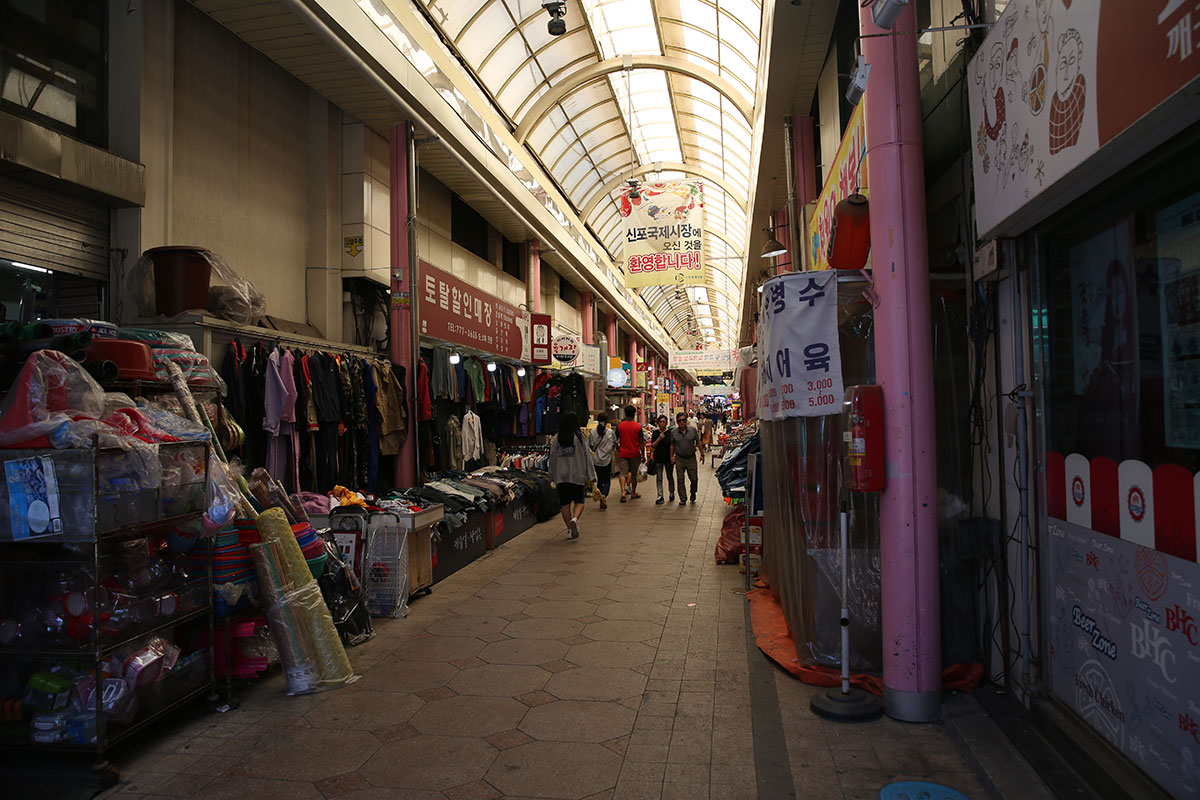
[
  {"xmin": 595, "ymin": 603, "xmax": 670, "ymax": 622},
  {"xmin": 397, "ymin": 636, "xmax": 487, "ymax": 662},
  {"xmin": 524, "ymin": 599, "xmax": 600, "ymax": 619},
  {"xmin": 487, "ymin": 742, "xmax": 622, "ymax": 799},
  {"xmin": 584, "ymin": 620, "xmax": 665, "ymax": 642},
  {"xmin": 350, "ymin": 660, "xmax": 460, "ymax": 694},
  {"xmin": 619, "ymin": 761, "xmax": 666, "ymax": 782},
  {"xmin": 567, "ymin": 641, "xmax": 658, "ymax": 668},
  {"xmin": 663, "ymin": 763, "xmax": 709, "ymax": 784},
  {"xmin": 515, "ymin": 690, "xmax": 558, "ymax": 707},
  {"xmin": 453, "ymin": 598, "xmax": 527, "ymax": 617},
  {"xmin": 448, "ymin": 663, "xmax": 550, "ymax": 696},
  {"xmin": 707, "ymin": 783, "xmax": 757, "ymax": 800},
  {"xmin": 314, "ymin": 771, "xmax": 372, "ymax": 798},
  {"xmin": 374, "ymin": 722, "xmax": 421, "ymax": 743},
  {"xmin": 504, "ymin": 617, "xmax": 586, "ymax": 640},
  {"xmin": 541, "ymin": 584, "xmax": 609, "ymax": 601},
  {"xmin": 492, "ymin": 571, "xmax": 557, "ymax": 586},
  {"xmin": 474, "ymin": 584, "xmax": 544, "ymax": 601},
  {"xmin": 241, "ymin": 729, "xmax": 379, "ymax": 782},
  {"xmin": 328, "ymin": 790, "xmax": 446, "ymax": 800},
  {"xmin": 189, "ymin": 776, "xmax": 322, "ymax": 800},
  {"xmin": 634, "ymin": 714, "xmax": 676, "ymax": 731},
  {"xmin": 478, "ymin": 637, "xmax": 569, "ymax": 665},
  {"xmin": 416, "ymin": 686, "xmax": 459, "ymax": 702},
  {"xmin": 624, "ymin": 744, "xmax": 670, "ymax": 764},
  {"xmin": 304, "ymin": 689, "xmax": 424, "ymax": 731},
  {"xmin": 442, "ymin": 779, "xmax": 502, "ymax": 800},
  {"xmin": 612, "ymin": 780, "xmax": 663, "ymax": 800},
  {"xmin": 519, "ymin": 699, "xmax": 636, "ymax": 742},
  {"xmin": 545, "ymin": 666, "xmax": 648, "ymax": 702},
  {"xmin": 486, "ymin": 728, "xmax": 535, "ymax": 750},
  {"xmin": 660, "ymin": 783, "xmax": 708, "ymax": 800},
  {"xmin": 409, "ymin": 694, "xmax": 528, "ymax": 737},
  {"xmin": 426, "ymin": 615, "xmax": 510, "ymax": 638},
  {"xmin": 358, "ymin": 735, "xmax": 498, "ymax": 790}
]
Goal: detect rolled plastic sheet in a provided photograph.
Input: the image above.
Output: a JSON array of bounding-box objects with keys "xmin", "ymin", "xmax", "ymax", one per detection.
[
  {"xmin": 254, "ymin": 508, "xmax": 354, "ymax": 690},
  {"xmin": 249, "ymin": 539, "xmax": 318, "ymax": 694}
]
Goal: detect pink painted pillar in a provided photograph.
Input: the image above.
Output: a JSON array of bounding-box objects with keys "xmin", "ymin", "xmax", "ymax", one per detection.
[
  {"xmin": 389, "ymin": 123, "xmax": 417, "ymax": 489},
  {"xmin": 581, "ymin": 291, "xmax": 594, "ymax": 409},
  {"xmin": 860, "ymin": 1, "xmax": 941, "ymax": 722},
  {"xmin": 527, "ymin": 241, "xmax": 541, "ymax": 313},
  {"xmin": 606, "ymin": 314, "xmax": 617, "ymax": 358},
  {"xmin": 628, "ymin": 337, "xmax": 641, "ymax": 423}
]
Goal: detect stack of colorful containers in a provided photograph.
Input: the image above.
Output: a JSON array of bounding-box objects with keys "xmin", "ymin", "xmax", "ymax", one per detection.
[{"xmin": 293, "ymin": 522, "xmax": 327, "ymax": 578}]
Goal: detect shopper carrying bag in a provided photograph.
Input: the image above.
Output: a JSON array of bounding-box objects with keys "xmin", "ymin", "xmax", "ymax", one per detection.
[{"xmin": 549, "ymin": 412, "xmax": 595, "ymax": 540}]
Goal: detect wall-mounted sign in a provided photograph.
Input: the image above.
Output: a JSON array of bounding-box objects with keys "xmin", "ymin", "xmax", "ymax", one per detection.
[
  {"xmin": 621, "ymin": 182, "xmax": 707, "ymax": 288},
  {"xmin": 968, "ymin": 0, "xmax": 1200, "ymax": 238},
  {"xmin": 529, "ymin": 313, "xmax": 552, "ymax": 365},
  {"xmin": 808, "ymin": 99, "xmax": 868, "ymax": 271},
  {"xmin": 419, "ymin": 261, "xmax": 523, "ymax": 359},
  {"xmin": 669, "ymin": 349, "xmax": 735, "ymax": 372},
  {"xmin": 552, "ymin": 333, "xmax": 581, "ymax": 364}
]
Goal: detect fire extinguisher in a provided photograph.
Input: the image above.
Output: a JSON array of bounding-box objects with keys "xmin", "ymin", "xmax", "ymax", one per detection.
[{"xmin": 845, "ymin": 385, "xmax": 884, "ymax": 492}]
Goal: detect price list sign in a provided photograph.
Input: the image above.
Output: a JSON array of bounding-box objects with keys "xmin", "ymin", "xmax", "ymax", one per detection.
[
  {"xmin": 420, "ymin": 261, "xmax": 524, "ymax": 360},
  {"xmin": 756, "ymin": 271, "xmax": 843, "ymax": 420}
]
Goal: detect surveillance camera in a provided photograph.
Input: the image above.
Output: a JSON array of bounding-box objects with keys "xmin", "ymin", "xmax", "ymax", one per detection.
[
  {"xmin": 543, "ymin": 1, "xmax": 566, "ymax": 36},
  {"xmin": 845, "ymin": 54, "xmax": 870, "ymax": 106}
]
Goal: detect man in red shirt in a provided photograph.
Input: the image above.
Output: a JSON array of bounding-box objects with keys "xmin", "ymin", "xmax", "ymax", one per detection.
[{"xmin": 615, "ymin": 405, "xmax": 644, "ymax": 502}]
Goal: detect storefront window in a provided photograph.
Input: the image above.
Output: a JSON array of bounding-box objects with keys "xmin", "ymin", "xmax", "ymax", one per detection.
[{"xmin": 1042, "ymin": 147, "xmax": 1200, "ymax": 478}]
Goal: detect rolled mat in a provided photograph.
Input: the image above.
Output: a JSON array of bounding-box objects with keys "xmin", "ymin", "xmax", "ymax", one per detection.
[
  {"xmin": 250, "ymin": 538, "xmax": 319, "ymax": 695},
  {"xmin": 254, "ymin": 507, "xmax": 354, "ymax": 689}
]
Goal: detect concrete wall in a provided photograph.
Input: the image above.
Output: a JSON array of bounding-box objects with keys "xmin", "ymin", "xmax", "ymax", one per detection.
[{"xmin": 127, "ymin": 0, "xmax": 343, "ymax": 333}]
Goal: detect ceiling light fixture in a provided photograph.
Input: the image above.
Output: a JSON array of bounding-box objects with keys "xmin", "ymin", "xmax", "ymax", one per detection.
[
  {"xmin": 760, "ymin": 225, "xmax": 787, "ymax": 259},
  {"xmin": 517, "ymin": 366, "xmax": 527, "ymax": 377},
  {"xmin": 448, "ymin": 351, "xmax": 461, "ymax": 364},
  {"xmin": 487, "ymin": 361, "xmax": 497, "ymax": 372},
  {"xmin": 845, "ymin": 53, "xmax": 871, "ymax": 106}
]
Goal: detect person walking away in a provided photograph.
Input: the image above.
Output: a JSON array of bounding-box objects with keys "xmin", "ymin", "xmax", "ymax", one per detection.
[
  {"xmin": 699, "ymin": 415, "xmax": 715, "ymax": 463},
  {"xmin": 615, "ymin": 405, "xmax": 644, "ymax": 502},
  {"xmin": 550, "ymin": 412, "xmax": 595, "ymax": 540},
  {"xmin": 670, "ymin": 412, "xmax": 703, "ymax": 505},
  {"xmin": 588, "ymin": 412, "xmax": 616, "ymax": 510},
  {"xmin": 649, "ymin": 415, "xmax": 675, "ymax": 504}
]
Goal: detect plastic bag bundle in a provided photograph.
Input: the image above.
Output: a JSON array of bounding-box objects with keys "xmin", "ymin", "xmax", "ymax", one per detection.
[
  {"xmin": 252, "ymin": 508, "xmax": 354, "ymax": 693},
  {"xmin": 130, "ymin": 250, "xmax": 266, "ymax": 326}
]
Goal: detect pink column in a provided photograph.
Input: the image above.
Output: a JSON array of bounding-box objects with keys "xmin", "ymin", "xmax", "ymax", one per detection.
[
  {"xmin": 628, "ymin": 337, "xmax": 640, "ymax": 423},
  {"xmin": 527, "ymin": 241, "xmax": 541, "ymax": 313},
  {"xmin": 859, "ymin": 1, "xmax": 941, "ymax": 722},
  {"xmin": 606, "ymin": 314, "xmax": 618, "ymax": 357},
  {"xmin": 389, "ymin": 123, "xmax": 416, "ymax": 488},
  {"xmin": 581, "ymin": 291, "xmax": 594, "ymax": 409}
]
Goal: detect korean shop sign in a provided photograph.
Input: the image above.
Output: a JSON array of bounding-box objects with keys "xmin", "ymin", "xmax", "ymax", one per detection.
[
  {"xmin": 756, "ymin": 271, "xmax": 843, "ymax": 420},
  {"xmin": 419, "ymin": 261, "xmax": 523, "ymax": 359},
  {"xmin": 621, "ymin": 182, "xmax": 707, "ymax": 288},
  {"xmin": 669, "ymin": 349, "xmax": 735, "ymax": 372},
  {"xmin": 529, "ymin": 313, "xmax": 552, "ymax": 365},
  {"xmin": 968, "ymin": 0, "xmax": 1200, "ymax": 238},
  {"xmin": 808, "ymin": 99, "xmax": 868, "ymax": 271}
]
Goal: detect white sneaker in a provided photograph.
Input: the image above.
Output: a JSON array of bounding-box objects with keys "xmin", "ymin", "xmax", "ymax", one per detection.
[{"xmin": 567, "ymin": 519, "xmax": 580, "ymax": 539}]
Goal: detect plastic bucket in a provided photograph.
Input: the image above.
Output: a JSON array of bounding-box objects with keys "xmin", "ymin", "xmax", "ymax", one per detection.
[{"xmin": 145, "ymin": 247, "xmax": 212, "ymax": 317}]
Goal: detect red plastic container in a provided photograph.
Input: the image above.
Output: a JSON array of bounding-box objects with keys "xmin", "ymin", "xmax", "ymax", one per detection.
[
  {"xmin": 84, "ymin": 339, "xmax": 156, "ymax": 381},
  {"xmin": 144, "ymin": 247, "xmax": 212, "ymax": 317}
]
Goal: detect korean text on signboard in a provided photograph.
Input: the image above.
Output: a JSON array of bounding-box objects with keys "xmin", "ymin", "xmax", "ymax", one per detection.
[
  {"xmin": 621, "ymin": 182, "xmax": 707, "ymax": 288},
  {"xmin": 529, "ymin": 313, "xmax": 552, "ymax": 365},
  {"xmin": 756, "ymin": 272, "xmax": 844, "ymax": 420},
  {"xmin": 419, "ymin": 261, "xmax": 523, "ymax": 360},
  {"xmin": 808, "ymin": 100, "xmax": 868, "ymax": 271},
  {"xmin": 669, "ymin": 349, "xmax": 734, "ymax": 372}
]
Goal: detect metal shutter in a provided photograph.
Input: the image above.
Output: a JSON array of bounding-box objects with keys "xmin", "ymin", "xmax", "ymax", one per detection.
[{"xmin": 0, "ymin": 177, "xmax": 110, "ymax": 281}]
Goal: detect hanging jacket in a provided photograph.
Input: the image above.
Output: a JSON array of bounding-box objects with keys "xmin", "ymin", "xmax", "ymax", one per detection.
[{"xmin": 462, "ymin": 409, "xmax": 484, "ymax": 462}]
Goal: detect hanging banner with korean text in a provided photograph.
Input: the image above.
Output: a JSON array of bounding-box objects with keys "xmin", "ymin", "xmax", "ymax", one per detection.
[
  {"xmin": 419, "ymin": 261, "xmax": 524, "ymax": 360},
  {"xmin": 620, "ymin": 182, "xmax": 706, "ymax": 288},
  {"xmin": 756, "ymin": 272, "xmax": 843, "ymax": 420},
  {"xmin": 669, "ymin": 349, "xmax": 735, "ymax": 372}
]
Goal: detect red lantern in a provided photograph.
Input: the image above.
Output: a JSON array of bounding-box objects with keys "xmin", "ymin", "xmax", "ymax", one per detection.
[{"xmin": 826, "ymin": 193, "xmax": 870, "ymax": 270}]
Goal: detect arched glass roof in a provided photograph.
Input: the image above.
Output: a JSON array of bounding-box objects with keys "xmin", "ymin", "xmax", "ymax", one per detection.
[{"xmin": 415, "ymin": 0, "xmax": 763, "ymax": 350}]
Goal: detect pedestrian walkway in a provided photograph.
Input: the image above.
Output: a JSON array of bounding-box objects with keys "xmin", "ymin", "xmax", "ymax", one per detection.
[{"xmin": 103, "ymin": 469, "xmax": 987, "ymax": 800}]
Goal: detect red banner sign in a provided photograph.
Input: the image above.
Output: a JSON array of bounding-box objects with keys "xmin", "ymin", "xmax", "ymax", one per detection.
[{"xmin": 420, "ymin": 261, "xmax": 523, "ymax": 359}]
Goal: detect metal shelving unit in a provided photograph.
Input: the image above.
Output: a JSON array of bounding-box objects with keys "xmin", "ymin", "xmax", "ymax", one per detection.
[{"xmin": 0, "ymin": 441, "xmax": 216, "ymax": 776}]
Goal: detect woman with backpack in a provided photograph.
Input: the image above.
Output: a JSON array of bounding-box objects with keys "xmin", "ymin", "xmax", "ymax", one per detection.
[
  {"xmin": 588, "ymin": 411, "xmax": 616, "ymax": 510},
  {"xmin": 549, "ymin": 412, "xmax": 595, "ymax": 540}
]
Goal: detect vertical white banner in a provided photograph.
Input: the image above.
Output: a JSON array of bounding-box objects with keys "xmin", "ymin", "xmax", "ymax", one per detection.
[{"xmin": 756, "ymin": 272, "xmax": 843, "ymax": 420}]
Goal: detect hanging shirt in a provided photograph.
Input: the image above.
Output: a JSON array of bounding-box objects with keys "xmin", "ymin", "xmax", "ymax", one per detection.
[
  {"xmin": 416, "ymin": 358, "xmax": 433, "ymax": 421},
  {"xmin": 462, "ymin": 410, "xmax": 484, "ymax": 462}
]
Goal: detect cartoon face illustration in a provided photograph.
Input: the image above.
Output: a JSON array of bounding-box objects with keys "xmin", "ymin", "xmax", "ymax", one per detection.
[{"xmin": 1056, "ymin": 30, "xmax": 1083, "ymax": 101}]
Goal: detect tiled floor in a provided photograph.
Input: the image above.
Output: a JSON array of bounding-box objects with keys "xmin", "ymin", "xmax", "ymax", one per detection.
[{"xmin": 102, "ymin": 467, "xmax": 987, "ymax": 800}]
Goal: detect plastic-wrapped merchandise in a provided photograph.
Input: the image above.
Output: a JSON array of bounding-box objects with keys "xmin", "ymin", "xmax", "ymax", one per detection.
[
  {"xmin": 252, "ymin": 508, "xmax": 354, "ymax": 693},
  {"xmin": 130, "ymin": 250, "xmax": 266, "ymax": 326},
  {"xmin": 0, "ymin": 351, "xmax": 106, "ymax": 448},
  {"xmin": 152, "ymin": 349, "xmax": 225, "ymax": 393},
  {"xmin": 133, "ymin": 404, "xmax": 210, "ymax": 442},
  {"xmin": 116, "ymin": 329, "xmax": 197, "ymax": 351}
]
